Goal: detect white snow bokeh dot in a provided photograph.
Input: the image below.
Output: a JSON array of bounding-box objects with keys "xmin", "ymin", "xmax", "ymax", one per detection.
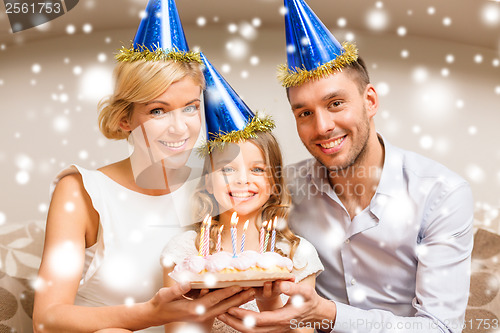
[
  {"xmin": 228, "ymin": 23, "xmax": 238, "ymax": 34},
  {"xmin": 53, "ymin": 116, "xmax": 70, "ymax": 132},
  {"xmin": 196, "ymin": 17, "xmax": 206, "ymax": 27},
  {"xmin": 481, "ymin": 3, "xmax": 500, "ymax": 26},
  {"xmin": 337, "ymin": 17, "xmax": 347, "ymax": 27},
  {"xmin": 474, "ymin": 54, "xmax": 483, "ymax": 64},
  {"xmin": 16, "ymin": 171, "xmax": 30, "ymax": 185},
  {"xmin": 195, "ymin": 305, "xmax": 206, "ymax": 315},
  {"xmin": 49, "ymin": 241, "xmax": 83, "ymax": 277},
  {"xmin": 97, "ymin": 53, "xmax": 107, "ymax": 62},
  {"xmin": 78, "ymin": 150, "xmax": 89, "ymax": 160},
  {"xmin": 15, "ymin": 154, "xmax": 34, "ymax": 171},
  {"xmin": 221, "ymin": 64, "xmax": 231, "ymax": 73},
  {"xmin": 291, "ymin": 294, "xmax": 305, "ymax": 308},
  {"xmin": 250, "ymin": 56, "xmax": 259, "ymax": 66},
  {"xmin": 226, "ymin": 38, "xmax": 249, "ymax": 60},
  {"xmin": 239, "ymin": 21, "xmax": 257, "ymax": 40},
  {"xmin": 465, "ymin": 164, "xmax": 486, "ymax": 183},
  {"xmin": 443, "ymin": 17, "xmax": 452, "ymax": 26},
  {"xmin": 420, "ymin": 135, "xmax": 434, "ymax": 150},
  {"xmin": 0, "ymin": 212, "xmax": 6, "ymax": 226},
  {"xmin": 412, "ymin": 67, "xmax": 429, "ymax": 83},
  {"xmin": 66, "ymin": 24, "xmax": 76, "ymax": 34},
  {"xmin": 397, "ymin": 26, "xmax": 406, "ymax": 36},
  {"xmin": 345, "ymin": 32, "xmax": 355, "ymax": 42},
  {"xmin": 125, "ymin": 297, "xmax": 135, "ymax": 307},
  {"xmin": 376, "ymin": 82, "xmax": 390, "ymax": 96},
  {"xmin": 38, "ymin": 203, "xmax": 48, "ymax": 213},
  {"xmin": 32, "ymin": 63, "xmax": 42, "ymax": 74},
  {"xmin": 366, "ymin": 9, "xmax": 389, "ymax": 31},
  {"xmin": 243, "ymin": 315, "xmax": 256, "ymax": 328},
  {"xmin": 203, "ymin": 273, "xmax": 217, "ymax": 288},
  {"xmin": 79, "ymin": 66, "xmax": 113, "ymax": 101},
  {"xmin": 73, "ymin": 66, "xmax": 82, "ymax": 75},
  {"xmin": 82, "ymin": 23, "xmax": 92, "ymax": 34}
]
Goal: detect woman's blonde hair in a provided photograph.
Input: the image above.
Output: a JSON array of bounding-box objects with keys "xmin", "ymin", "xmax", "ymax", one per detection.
[
  {"xmin": 98, "ymin": 60, "xmax": 205, "ymax": 140},
  {"xmin": 193, "ymin": 131, "xmax": 301, "ymax": 260}
]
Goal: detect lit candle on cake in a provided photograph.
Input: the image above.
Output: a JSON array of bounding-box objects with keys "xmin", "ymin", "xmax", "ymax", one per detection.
[
  {"xmin": 230, "ymin": 212, "xmax": 238, "ymax": 257},
  {"xmin": 260, "ymin": 221, "xmax": 267, "ymax": 254},
  {"xmin": 263, "ymin": 219, "xmax": 272, "ymax": 252},
  {"xmin": 203, "ymin": 216, "xmax": 211, "ymax": 256},
  {"xmin": 240, "ymin": 220, "xmax": 249, "ymax": 253},
  {"xmin": 216, "ymin": 225, "xmax": 224, "ymax": 252},
  {"xmin": 198, "ymin": 214, "xmax": 210, "ymax": 256},
  {"xmin": 270, "ymin": 217, "xmax": 277, "ymax": 252}
]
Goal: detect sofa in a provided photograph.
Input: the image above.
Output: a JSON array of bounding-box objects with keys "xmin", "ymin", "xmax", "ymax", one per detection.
[{"xmin": 1, "ymin": 207, "xmax": 499, "ymax": 333}]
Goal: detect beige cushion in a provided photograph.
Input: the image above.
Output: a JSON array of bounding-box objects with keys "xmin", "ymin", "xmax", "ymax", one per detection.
[
  {"xmin": 464, "ymin": 228, "xmax": 500, "ymax": 333},
  {"xmin": 0, "ymin": 220, "xmax": 44, "ymax": 332}
]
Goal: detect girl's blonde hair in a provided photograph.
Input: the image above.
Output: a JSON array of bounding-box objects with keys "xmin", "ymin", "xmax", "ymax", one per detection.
[
  {"xmin": 193, "ymin": 131, "xmax": 301, "ymax": 259},
  {"xmin": 98, "ymin": 60, "xmax": 205, "ymax": 140}
]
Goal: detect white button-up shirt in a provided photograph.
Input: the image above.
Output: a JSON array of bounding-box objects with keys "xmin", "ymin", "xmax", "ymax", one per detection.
[{"xmin": 286, "ymin": 136, "xmax": 473, "ymax": 333}]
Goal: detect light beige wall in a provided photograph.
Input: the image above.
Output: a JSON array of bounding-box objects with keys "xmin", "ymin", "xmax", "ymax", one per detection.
[{"xmin": 0, "ymin": 25, "xmax": 499, "ymax": 223}]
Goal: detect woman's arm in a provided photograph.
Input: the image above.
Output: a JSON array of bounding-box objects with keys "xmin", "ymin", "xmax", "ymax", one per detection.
[
  {"xmin": 34, "ymin": 174, "xmax": 254, "ymax": 333},
  {"xmin": 33, "ymin": 173, "xmax": 160, "ymax": 332}
]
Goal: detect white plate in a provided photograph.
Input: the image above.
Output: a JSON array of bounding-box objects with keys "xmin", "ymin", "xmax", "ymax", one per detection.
[{"xmin": 170, "ymin": 271, "xmax": 294, "ymax": 289}]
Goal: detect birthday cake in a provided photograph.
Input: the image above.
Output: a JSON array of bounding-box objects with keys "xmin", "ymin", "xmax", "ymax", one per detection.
[{"xmin": 169, "ymin": 250, "xmax": 294, "ymax": 288}]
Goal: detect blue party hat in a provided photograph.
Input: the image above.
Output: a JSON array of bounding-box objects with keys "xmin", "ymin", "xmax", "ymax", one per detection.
[
  {"xmin": 278, "ymin": 0, "xmax": 358, "ymax": 87},
  {"xmin": 200, "ymin": 52, "xmax": 275, "ymax": 153},
  {"xmin": 116, "ymin": 0, "xmax": 200, "ymax": 63}
]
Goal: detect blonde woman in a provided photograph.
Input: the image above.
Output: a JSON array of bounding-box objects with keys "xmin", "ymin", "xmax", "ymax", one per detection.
[{"xmin": 33, "ymin": 0, "xmax": 255, "ymax": 330}]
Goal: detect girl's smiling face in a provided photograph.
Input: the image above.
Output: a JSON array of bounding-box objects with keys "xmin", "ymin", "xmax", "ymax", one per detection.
[{"xmin": 207, "ymin": 141, "xmax": 272, "ymax": 222}]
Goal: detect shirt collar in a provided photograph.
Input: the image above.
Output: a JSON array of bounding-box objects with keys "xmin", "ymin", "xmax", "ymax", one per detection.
[{"xmin": 374, "ymin": 134, "xmax": 407, "ymax": 198}]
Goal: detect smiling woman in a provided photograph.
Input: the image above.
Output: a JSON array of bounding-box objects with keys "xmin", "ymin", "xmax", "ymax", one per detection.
[{"xmin": 30, "ymin": 0, "xmax": 257, "ymax": 332}]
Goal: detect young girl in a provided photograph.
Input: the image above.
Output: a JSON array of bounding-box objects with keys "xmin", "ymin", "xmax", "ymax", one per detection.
[{"xmin": 161, "ymin": 54, "xmax": 324, "ymax": 333}]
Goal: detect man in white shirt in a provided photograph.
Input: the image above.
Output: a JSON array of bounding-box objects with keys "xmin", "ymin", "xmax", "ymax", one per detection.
[{"xmin": 216, "ymin": 1, "xmax": 473, "ymax": 332}]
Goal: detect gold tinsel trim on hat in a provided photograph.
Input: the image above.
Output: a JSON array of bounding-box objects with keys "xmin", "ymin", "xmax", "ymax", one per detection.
[
  {"xmin": 198, "ymin": 113, "xmax": 276, "ymax": 157},
  {"xmin": 115, "ymin": 43, "xmax": 202, "ymax": 64},
  {"xmin": 277, "ymin": 42, "xmax": 358, "ymax": 88}
]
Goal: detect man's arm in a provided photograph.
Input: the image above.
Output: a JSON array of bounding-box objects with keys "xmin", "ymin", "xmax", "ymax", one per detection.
[{"xmin": 219, "ymin": 183, "xmax": 474, "ymax": 333}]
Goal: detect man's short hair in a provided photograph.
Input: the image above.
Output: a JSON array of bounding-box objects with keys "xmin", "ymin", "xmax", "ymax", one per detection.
[
  {"xmin": 285, "ymin": 56, "xmax": 371, "ymax": 99},
  {"xmin": 344, "ymin": 56, "xmax": 370, "ymax": 94}
]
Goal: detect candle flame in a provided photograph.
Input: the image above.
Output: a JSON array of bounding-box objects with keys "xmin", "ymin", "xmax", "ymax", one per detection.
[
  {"xmin": 231, "ymin": 212, "xmax": 238, "ymax": 227},
  {"xmin": 262, "ymin": 220, "xmax": 268, "ymax": 229},
  {"xmin": 207, "ymin": 216, "xmax": 212, "ymax": 227},
  {"xmin": 267, "ymin": 220, "xmax": 272, "ymax": 231},
  {"xmin": 203, "ymin": 214, "xmax": 210, "ymax": 225},
  {"xmin": 219, "ymin": 225, "xmax": 224, "ymax": 233},
  {"xmin": 273, "ymin": 216, "xmax": 278, "ymax": 228},
  {"xmin": 243, "ymin": 220, "xmax": 249, "ymax": 231}
]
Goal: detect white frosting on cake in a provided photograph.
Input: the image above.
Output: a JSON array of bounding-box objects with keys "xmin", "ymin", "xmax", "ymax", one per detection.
[{"xmin": 173, "ymin": 250, "xmax": 293, "ymax": 274}]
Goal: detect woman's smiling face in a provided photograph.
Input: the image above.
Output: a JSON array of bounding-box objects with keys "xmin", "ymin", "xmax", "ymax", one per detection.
[{"xmin": 122, "ymin": 76, "xmax": 202, "ymax": 169}]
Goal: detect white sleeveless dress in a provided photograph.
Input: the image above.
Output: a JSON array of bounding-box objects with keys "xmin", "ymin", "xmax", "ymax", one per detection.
[
  {"xmin": 52, "ymin": 165, "xmax": 199, "ymax": 332},
  {"xmin": 161, "ymin": 230, "xmax": 325, "ymax": 333}
]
